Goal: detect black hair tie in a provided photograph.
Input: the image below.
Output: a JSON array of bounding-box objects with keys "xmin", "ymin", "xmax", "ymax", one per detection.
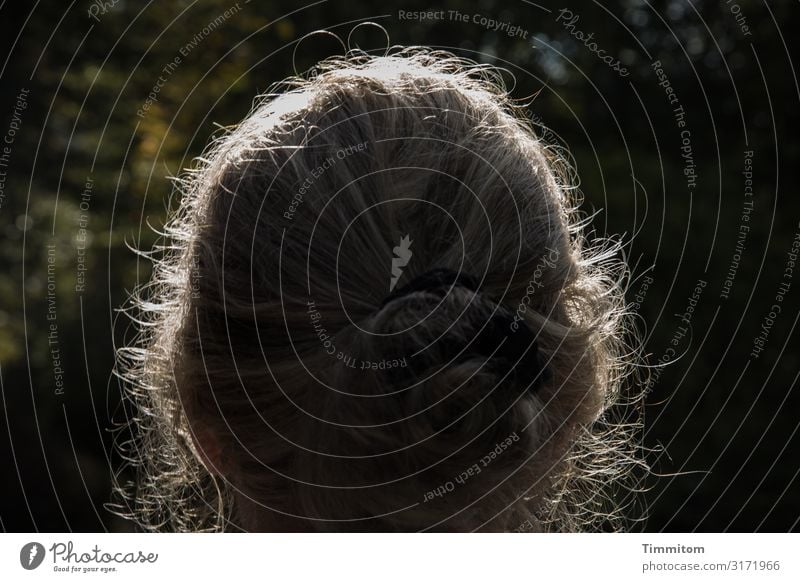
[
  {"xmin": 380, "ymin": 268, "xmax": 551, "ymax": 393},
  {"xmin": 380, "ymin": 267, "xmax": 479, "ymax": 308}
]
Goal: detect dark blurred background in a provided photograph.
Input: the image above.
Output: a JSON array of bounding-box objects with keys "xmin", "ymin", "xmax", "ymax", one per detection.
[{"xmin": 0, "ymin": 0, "xmax": 797, "ymax": 532}]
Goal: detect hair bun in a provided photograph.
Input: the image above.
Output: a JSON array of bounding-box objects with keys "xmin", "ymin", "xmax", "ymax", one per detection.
[
  {"xmin": 342, "ymin": 269, "xmax": 549, "ymax": 456},
  {"xmin": 378, "ymin": 267, "xmax": 550, "ymax": 396}
]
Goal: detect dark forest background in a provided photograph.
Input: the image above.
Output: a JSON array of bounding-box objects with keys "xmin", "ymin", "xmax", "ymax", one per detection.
[{"xmin": 0, "ymin": 0, "xmax": 798, "ymax": 532}]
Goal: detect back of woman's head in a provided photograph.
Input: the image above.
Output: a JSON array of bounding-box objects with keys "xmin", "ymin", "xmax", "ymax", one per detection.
[{"xmin": 116, "ymin": 47, "xmax": 643, "ymax": 532}]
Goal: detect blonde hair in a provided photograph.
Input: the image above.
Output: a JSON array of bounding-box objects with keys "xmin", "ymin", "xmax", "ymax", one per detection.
[{"xmin": 114, "ymin": 47, "xmax": 646, "ymax": 532}]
